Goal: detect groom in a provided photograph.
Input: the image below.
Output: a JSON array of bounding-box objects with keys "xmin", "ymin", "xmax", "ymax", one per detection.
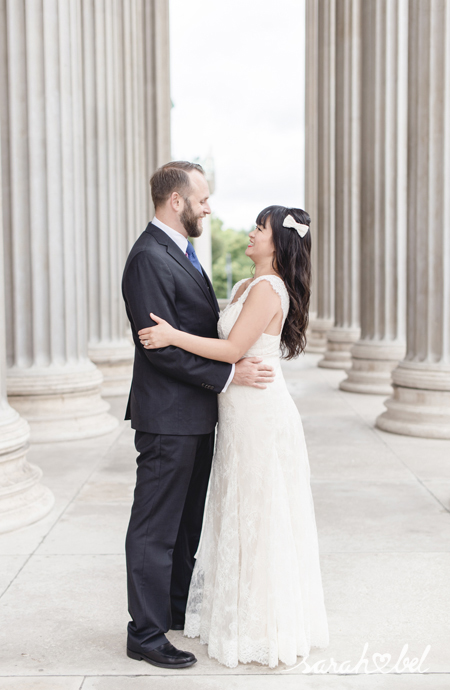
[{"xmin": 122, "ymin": 161, "xmax": 274, "ymax": 669}]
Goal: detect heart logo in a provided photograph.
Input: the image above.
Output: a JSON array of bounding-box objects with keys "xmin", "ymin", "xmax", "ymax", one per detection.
[{"xmin": 373, "ymin": 653, "xmax": 391, "ymax": 672}]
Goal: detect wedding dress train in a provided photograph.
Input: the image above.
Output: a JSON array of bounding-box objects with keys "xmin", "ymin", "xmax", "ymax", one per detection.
[{"xmin": 184, "ymin": 275, "xmax": 329, "ymax": 668}]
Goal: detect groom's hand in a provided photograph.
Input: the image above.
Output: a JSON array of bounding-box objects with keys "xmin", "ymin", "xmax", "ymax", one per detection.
[{"xmin": 232, "ymin": 357, "xmax": 275, "ymax": 389}]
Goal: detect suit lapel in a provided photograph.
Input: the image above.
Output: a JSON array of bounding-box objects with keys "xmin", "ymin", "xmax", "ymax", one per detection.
[
  {"xmin": 202, "ymin": 269, "xmax": 220, "ymax": 316},
  {"xmin": 147, "ymin": 223, "xmax": 218, "ymax": 317}
]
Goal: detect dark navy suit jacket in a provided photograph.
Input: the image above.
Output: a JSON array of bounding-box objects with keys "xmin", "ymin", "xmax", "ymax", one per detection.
[{"xmin": 122, "ymin": 222, "xmax": 232, "ymax": 435}]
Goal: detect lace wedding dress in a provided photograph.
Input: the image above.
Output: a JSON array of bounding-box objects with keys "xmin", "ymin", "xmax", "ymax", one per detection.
[{"xmin": 184, "ymin": 275, "xmax": 329, "ymax": 668}]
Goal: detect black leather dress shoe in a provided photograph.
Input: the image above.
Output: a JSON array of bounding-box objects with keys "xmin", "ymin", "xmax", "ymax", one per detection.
[{"xmin": 127, "ymin": 642, "xmax": 196, "ymax": 669}]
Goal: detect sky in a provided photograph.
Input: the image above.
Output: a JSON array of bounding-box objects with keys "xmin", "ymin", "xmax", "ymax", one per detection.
[{"xmin": 169, "ymin": 0, "xmax": 306, "ymax": 231}]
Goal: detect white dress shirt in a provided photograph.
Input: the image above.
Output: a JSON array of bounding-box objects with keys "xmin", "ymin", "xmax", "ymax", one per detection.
[
  {"xmin": 152, "ymin": 216, "xmax": 234, "ymax": 392},
  {"xmin": 152, "ymin": 216, "xmax": 188, "ymax": 254}
]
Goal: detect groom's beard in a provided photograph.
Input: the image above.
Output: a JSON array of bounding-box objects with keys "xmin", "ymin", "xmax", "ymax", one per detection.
[{"xmin": 180, "ymin": 197, "xmax": 203, "ymax": 238}]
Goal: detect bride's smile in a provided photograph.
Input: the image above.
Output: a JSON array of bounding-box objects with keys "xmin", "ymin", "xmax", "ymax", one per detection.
[{"xmin": 245, "ymin": 219, "xmax": 279, "ymax": 279}]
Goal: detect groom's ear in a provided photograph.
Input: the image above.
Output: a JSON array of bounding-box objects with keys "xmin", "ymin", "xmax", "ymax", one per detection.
[{"xmin": 170, "ymin": 191, "xmax": 182, "ymax": 212}]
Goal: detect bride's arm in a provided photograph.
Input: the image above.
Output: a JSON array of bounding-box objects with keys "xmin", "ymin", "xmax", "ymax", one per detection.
[{"xmin": 138, "ymin": 281, "xmax": 281, "ymax": 364}]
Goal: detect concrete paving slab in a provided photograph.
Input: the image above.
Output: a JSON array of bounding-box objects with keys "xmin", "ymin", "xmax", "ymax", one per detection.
[
  {"xmin": 294, "ymin": 396, "xmax": 360, "ymax": 418},
  {"xmin": 386, "ymin": 447, "xmax": 450, "ymax": 482},
  {"xmin": 0, "ymin": 428, "xmax": 128, "ymax": 556},
  {"xmin": 308, "ymin": 443, "xmax": 412, "ymax": 482},
  {"xmin": 375, "ymin": 428, "xmax": 450, "ymax": 451},
  {"xmin": 103, "ymin": 396, "xmax": 129, "ymax": 422},
  {"xmin": 75, "ymin": 473, "xmax": 135, "ymax": 505},
  {"xmin": 320, "ymin": 552, "xmax": 450, "ymax": 671},
  {"xmin": 302, "ymin": 415, "xmax": 380, "ymax": 447},
  {"xmin": 114, "ymin": 426, "xmax": 136, "ymax": 447},
  {"xmin": 285, "ymin": 371, "xmax": 353, "ymax": 396},
  {"xmin": 0, "ymin": 498, "xmax": 71, "ymax": 556},
  {"xmin": 0, "ymin": 555, "xmax": 29, "ymax": 594},
  {"xmin": 99, "ymin": 438, "xmax": 136, "ymax": 461},
  {"xmin": 36, "ymin": 502, "xmax": 130, "ymax": 555},
  {"xmin": 28, "ymin": 428, "xmax": 125, "ymax": 484},
  {"xmin": 81, "ymin": 675, "xmax": 449, "ymax": 690},
  {"xmin": 422, "ymin": 482, "xmax": 450, "ymax": 511},
  {"xmin": 337, "ymin": 390, "xmax": 388, "ymax": 423},
  {"xmin": 91, "ymin": 445, "xmax": 137, "ymax": 478},
  {"xmin": 314, "ymin": 481, "xmax": 450, "ymax": 552},
  {"xmin": 0, "ymin": 555, "xmax": 128, "ymax": 676},
  {"xmin": 0, "ymin": 678, "xmax": 83, "ymax": 689},
  {"xmin": 26, "ymin": 453, "xmax": 102, "ymax": 504},
  {"xmin": 75, "ymin": 480, "xmax": 135, "ymax": 505},
  {"xmin": 315, "ymin": 366, "xmax": 348, "ymax": 388},
  {"xmin": 83, "ymin": 666, "xmax": 448, "ymax": 690},
  {"xmin": 282, "ymin": 352, "xmax": 323, "ymax": 370}
]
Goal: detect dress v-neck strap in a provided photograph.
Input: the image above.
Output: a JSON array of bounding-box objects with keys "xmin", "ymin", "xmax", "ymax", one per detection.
[{"xmin": 228, "ymin": 278, "xmax": 249, "ymax": 304}]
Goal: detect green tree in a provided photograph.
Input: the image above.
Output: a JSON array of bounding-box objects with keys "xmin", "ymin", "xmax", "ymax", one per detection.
[{"xmin": 211, "ymin": 216, "xmax": 253, "ymax": 298}]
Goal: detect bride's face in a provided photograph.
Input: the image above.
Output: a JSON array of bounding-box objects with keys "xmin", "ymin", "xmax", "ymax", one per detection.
[{"xmin": 245, "ymin": 218, "xmax": 275, "ymax": 264}]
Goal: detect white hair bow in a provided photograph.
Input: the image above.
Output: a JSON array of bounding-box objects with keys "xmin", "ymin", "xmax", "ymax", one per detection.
[{"xmin": 282, "ymin": 214, "xmax": 309, "ymax": 238}]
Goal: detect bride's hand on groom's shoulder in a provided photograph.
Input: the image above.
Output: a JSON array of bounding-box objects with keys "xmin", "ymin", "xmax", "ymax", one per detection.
[
  {"xmin": 233, "ymin": 357, "xmax": 275, "ymax": 389},
  {"xmin": 138, "ymin": 314, "xmax": 175, "ymax": 349}
]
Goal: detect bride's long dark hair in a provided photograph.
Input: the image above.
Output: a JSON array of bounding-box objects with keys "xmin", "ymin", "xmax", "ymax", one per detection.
[{"xmin": 255, "ymin": 205, "xmax": 311, "ymax": 359}]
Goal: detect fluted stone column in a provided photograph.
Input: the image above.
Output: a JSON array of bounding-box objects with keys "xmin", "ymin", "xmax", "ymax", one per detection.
[
  {"xmin": 341, "ymin": 0, "xmax": 407, "ymax": 394},
  {"xmin": 377, "ymin": 0, "xmax": 450, "ymax": 438},
  {"xmin": 133, "ymin": 0, "xmax": 171, "ymax": 238},
  {"xmin": 0, "ymin": 130, "xmax": 54, "ymax": 532},
  {"xmin": 150, "ymin": 0, "xmax": 172, "ymax": 171},
  {"xmin": 319, "ymin": 0, "xmax": 361, "ymax": 369},
  {"xmin": 194, "ymin": 215, "xmax": 213, "ymax": 280},
  {"xmin": 193, "ymin": 154, "xmax": 215, "ymax": 279},
  {"xmin": 83, "ymin": 0, "xmax": 171, "ymax": 396},
  {"xmin": 0, "ymin": 0, "xmax": 117, "ymax": 442},
  {"xmin": 304, "ymin": 0, "xmax": 319, "ymax": 328},
  {"xmin": 83, "ymin": 0, "xmax": 133, "ymax": 396},
  {"xmin": 306, "ymin": 0, "xmax": 336, "ymax": 353}
]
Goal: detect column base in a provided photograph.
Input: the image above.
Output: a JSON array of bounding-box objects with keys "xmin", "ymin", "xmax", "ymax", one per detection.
[
  {"xmin": 305, "ymin": 317, "xmax": 334, "ymax": 354},
  {"xmin": 318, "ymin": 326, "xmax": 360, "ymax": 370},
  {"xmin": 7, "ymin": 362, "xmax": 118, "ymax": 443},
  {"xmin": 339, "ymin": 340, "xmax": 405, "ymax": 395},
  {"xmin": 376, "ymin": 362, "xmax": 450, "ymax": 439},
  {"xmin": 0, "ymin": 409, "xmax": 54, "ymax": 534},
  {"xmin": 96, "ymin": 361, "xmax": 133, "ymax": 396},
  {"xmin": 89, "ymin": 341, "xmax": 134, "ymax": 397}
]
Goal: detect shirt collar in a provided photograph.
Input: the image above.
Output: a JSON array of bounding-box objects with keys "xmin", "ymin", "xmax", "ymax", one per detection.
[{"xmin": 152, "ymin": 216, "xmax": 188, "ymax": 254}]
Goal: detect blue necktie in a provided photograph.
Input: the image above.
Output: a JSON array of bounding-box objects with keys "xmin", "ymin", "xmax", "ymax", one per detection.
[{"xmin": 185, "ymin": 241, "xmax": 203, "ymax": 275}]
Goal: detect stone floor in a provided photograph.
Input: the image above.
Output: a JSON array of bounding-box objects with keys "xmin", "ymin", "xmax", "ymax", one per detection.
[{"xmin": 1, "ymin": 353, "xmax": 450, "ymax": 690}]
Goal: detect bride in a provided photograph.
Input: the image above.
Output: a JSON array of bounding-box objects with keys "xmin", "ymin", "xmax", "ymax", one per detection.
[{"xmin": 138, "ymin": 205, "xmax": 329, "ymax": 668}]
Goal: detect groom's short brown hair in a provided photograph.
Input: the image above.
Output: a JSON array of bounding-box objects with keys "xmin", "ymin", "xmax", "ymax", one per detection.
[{"xmin": 150, "ymin": 161, "xmax": 205, "ymax": 209}]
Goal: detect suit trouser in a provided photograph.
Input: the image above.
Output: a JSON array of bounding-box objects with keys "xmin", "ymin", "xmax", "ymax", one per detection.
[{"xmin": 125, "ymin": 430, "xmax": 215, "ymax": 652}]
